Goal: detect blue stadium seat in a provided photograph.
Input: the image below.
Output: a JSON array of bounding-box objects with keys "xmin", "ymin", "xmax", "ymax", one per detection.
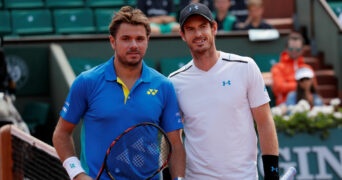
[
  {"xmin": 4, "ymin": 0, "xmax": 44, "ymax": 9},
  {"xmin": 11, "ymin": 10, "xmax": 53, "ymax": 35},
  {"xmin": 159, "ymin": 57, "xmax": 191, "ymax": 76},
  {"xmin": 252, "ymin": 54, "xmax": 279, "ymax": 72},
  {"xmin": 94, "ymin": 9, "xmax": 116, "ymax": 33},
  {"xmin": 86, "ymin": 0, "xmax": 125, "ymax": 7},
  {"xmin": 45, "ymin": 0, "xmax": 84, "ymax": 8},
  {"xmin": 0, "ymin": 10, "xmax": 11, "ymax": 35},
  {"xmin": 126, "ymin": 0, "xmax": 136, "ymax": 6},
  {"xmin": 174, "ymin": 0, "xmax": 180, "ymax": 6},
  {"xmin": 53, "ymin": 9, "xmax": 96, "ymax": 34},
  {"xmin": 328, "ymin": 2, "xmax": 342, "ymax": 16}
]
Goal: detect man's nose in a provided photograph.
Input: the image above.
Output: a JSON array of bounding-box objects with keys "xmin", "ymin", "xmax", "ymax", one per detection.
[
  {"xmin": 194, "ymin": 29, "xmax": 202, "ymax": 36},
  {"xmin": 130, "ymin": 40, "xmax": 138, "ymax": 47}
]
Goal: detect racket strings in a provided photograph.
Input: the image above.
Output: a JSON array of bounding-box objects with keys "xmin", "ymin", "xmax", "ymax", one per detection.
[{"xmin": 105, "ymin": 125, "xmax": 170, "ymax": 179}]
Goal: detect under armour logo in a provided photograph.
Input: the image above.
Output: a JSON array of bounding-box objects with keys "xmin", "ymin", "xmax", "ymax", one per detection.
[
  {"xmin": 189, "ymin": 5, "xmax": 199, "ymax": 12},
  {"xmin": 222, "ymin": 80, "xmax": 231, "ymax": 86},
  {"xmin": 147, "ymin": 89, "xmax": 158, "ymax": 95},
  {"xmin": 271, "ymin": 166, "xmax": 279, "ymax": 173}
]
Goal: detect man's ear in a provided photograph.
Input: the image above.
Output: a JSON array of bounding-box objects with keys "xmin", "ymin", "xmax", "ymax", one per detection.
[
  {"xmin": 109, "ymin": 35, "xmax": 116, "ymax": 50},
  {"xmin": 179, "ymin": 30, "xmax": 186, "ymax": 41},
  {"xmin": 212, "ymin": 21, "xmax": 218, "ymax": 35}
]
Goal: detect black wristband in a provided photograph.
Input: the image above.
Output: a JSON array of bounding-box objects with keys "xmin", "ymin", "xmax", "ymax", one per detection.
[{"xmin": 262, "ymin": 155, "xmax": 279, "ymax": 180}]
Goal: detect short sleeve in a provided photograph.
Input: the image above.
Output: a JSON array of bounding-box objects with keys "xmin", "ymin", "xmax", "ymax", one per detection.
[
  {"xmin": 160, "ymin": 80, "xmax": 183, "ymax": 133},
  {"xmin": 247, "ymin": 58, "xmax": 270, "ymax": 108},
  {"xmin": 60, "ymin": 75, "xmax": 88, "ymax": 124}
]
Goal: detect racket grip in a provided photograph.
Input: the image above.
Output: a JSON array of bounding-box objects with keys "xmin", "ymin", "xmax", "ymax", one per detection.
[{"xmin": 280, "ymin": 167, "xmax": 296, "ymax": 180}]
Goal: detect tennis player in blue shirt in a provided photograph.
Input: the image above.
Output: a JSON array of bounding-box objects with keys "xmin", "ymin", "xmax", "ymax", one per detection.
[{"xmin": 52, "ymin": 6, "xmax": 185, "ymax": 180}]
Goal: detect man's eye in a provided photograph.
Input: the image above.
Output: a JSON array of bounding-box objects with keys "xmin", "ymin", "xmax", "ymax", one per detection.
[{"xmin": 186, "ymin": 28, "xmax": 194, "ymax": 32}]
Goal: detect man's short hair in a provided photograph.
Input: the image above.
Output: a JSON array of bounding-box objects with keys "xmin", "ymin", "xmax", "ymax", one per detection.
[{"xmin": 109, "ymin": 6, "xmax": 151, "ymax": 38}]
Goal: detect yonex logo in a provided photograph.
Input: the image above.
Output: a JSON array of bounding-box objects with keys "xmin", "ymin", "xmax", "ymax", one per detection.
[
  {"xmin": 147, "ymin": 89, "xmax": 158, "ymax": 95},
  {"xmin": 70, "ymin": 163, "xmax": 76, "ymax": 168},
  {"xmin": 222, "ymin": 80, "xmax": 231, "ymax": 86}
]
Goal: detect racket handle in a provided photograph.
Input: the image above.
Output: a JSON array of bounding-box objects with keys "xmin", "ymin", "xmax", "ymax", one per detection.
[{"xmin": 280, "ymin": 167, "xmax": 296, "ymax": 180}]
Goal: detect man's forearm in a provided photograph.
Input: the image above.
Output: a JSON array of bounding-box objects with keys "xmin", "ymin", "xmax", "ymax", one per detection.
[{"xmin": 169, "ymin": 143, "xmax": 186, "ymax": 179}]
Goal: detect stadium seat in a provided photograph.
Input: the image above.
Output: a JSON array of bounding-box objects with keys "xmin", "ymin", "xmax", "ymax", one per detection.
[
  {"xmin": 0, "ymin": 11, "xmax": 12, "ymax": 35},
  {"xmin": 11, "ymin": 9, "xmax": 53, "ymax": 35},
  {"xmin": 94, "ymin": 9, "xmax": 116, "ymax": 33},
  {"xmin": 22, "ymin": 102, "xmax": 50, "ymax": 133},
  {"xmin": 328, "ymin": 2, "xmax": 342, "ymax": 16},
  {"xmin": 252, "ymin": 54, "xmax": 279, "ymax": 72},
  {"xmin": 68, "ymin": 58, "xmax": 105, "ymax": 75},
  {"xmin": 45, "ymin": 0, "xmax": 84, "ymax": 8},
  {"xmin": 86, "ymin": 0, "xmax": 125, "ymax": 7},
  {"xmin": 174, "ymin": 0, "xmax": 180, "ymax": 6},
  {"xmin": 159, "ymin": 57, "xmax": 191, "ymax": 76},
  {"xmin": 4, "ymin": 0, "xmax": 44, "ymax": 9},
  {"xmin": 126, "ymin": 0, "xmax": 137, "ymax": 6},
  {"xmin": 53, "ymin": 9, "xmax": 96, "ymax": 34}
]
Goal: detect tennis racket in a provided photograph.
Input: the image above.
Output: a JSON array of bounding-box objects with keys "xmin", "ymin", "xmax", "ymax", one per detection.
[
  {"xmin": 280, "ymin": 167, "xmax": 296, "ymax": 180},
  {"xmin": 95, "ymin": 122, "xmax": 172, "ymax": 180}
]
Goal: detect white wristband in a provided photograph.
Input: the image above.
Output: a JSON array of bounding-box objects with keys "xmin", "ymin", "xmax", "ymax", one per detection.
[{"xmin": 63, "ymin": 156, "xmax": 85, "ymax": 180}]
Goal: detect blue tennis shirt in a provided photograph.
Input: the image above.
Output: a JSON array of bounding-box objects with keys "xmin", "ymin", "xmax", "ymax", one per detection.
[{"xmin": 60, "ymin": 57, "xmax": 183, "ymax": 179}]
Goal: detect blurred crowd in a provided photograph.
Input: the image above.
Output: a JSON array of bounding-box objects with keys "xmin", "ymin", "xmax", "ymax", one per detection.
[{"xmin": 136, "ymin": 0, "xmax": 274, "ymax": 35}]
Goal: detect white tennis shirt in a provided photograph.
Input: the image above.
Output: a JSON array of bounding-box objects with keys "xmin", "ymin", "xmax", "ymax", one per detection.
[{"xmin": 169, "ymin": 51, "xmax": 270, "ymax": 179}]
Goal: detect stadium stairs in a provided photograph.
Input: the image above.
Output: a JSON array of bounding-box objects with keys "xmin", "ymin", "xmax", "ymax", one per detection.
[{"xmin": 302, "ymin": 46, "xmax": 339, "ymax": 105}]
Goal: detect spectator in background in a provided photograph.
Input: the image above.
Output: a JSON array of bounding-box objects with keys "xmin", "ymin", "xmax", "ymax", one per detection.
[
  {"xmin": 271, "ymin": 31, "xmax": 314, "ymax": 106},
  {"xmin": 286, "ymin": 67, "xmax": 323, "ymax": 108},
  {"xmin": 0, "ymin": 48, "xmax": 29, "ymax": 134},
  {"xmin": 137, "ymin": 0, "xmax": 180, "ymax": 34},
  {"xmin": 234, "ymin": 0, "xmax": 272, "ymax": 30},
  {"xmin": 229, "ymin": 0, "xmax": 248, "ymax": 23},
  {"xmin": 213, "ymin": 0, "xmax": 236, "ymax": 32},
  {"xmin": 0, "ymin": 49, "xmax": 16, "ymax": 98}
]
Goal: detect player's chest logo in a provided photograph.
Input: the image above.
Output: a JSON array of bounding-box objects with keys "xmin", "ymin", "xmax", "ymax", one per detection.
[
  {"xmin": 222, "ymin": 80, "xmax": 231, "ymax": 86},
  {"xmin": 146, "ymin": 88, "xmax": 158, "ymax": 95}
]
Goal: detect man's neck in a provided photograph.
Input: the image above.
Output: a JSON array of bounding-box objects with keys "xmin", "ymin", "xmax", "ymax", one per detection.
[
  {"xmin": 251, "ymin": 17, "xmax": 262, "ymax": 27},
  {"xmin": 192, "ymin": 50, "xmax": 220, "ymax": 71},
  {"xmin": 217, "ymin": 11, "xmax": 228, "ymax": 21},
  {"xmin": 114, "ymin": 60, "xmax": 142, "ymax": 90}
]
